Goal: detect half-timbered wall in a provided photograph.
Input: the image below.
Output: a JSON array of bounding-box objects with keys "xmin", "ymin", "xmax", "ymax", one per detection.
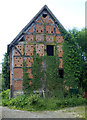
[{"xmin": 10, "ymin": 11, "xmax": 64, "ymax": 94}]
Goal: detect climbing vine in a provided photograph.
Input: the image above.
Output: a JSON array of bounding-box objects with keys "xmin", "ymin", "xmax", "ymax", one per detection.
[
  {"xmin": 23, "ymin": 61, "xmax": 32, "ymax": 94},
  {"xmin": 31, "ymin": 54, "xmax": 44, "ymax": 91},
  {"xmin": 45, "ymin": 55, "xmax": 64, "ymax": 98},
  {"xmin": 62, "ymin": 34, "xmax": 83, "ymax": 88}
]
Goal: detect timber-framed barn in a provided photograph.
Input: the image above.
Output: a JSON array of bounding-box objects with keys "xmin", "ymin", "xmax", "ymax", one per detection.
[{"xmin": 7, "ymin": 5, "xmax": 67, "ymax": 96}]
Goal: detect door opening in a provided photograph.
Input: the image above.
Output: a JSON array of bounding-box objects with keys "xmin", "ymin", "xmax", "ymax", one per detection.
[{"xmin": 47, "ymin": 45, "xmax": 54, "ymax": 56}]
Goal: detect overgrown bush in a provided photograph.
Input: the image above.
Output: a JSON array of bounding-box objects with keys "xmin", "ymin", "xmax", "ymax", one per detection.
[
  {"xmin": 7, "ymin": 94, "xmax": 86, "ymax": 111},
  {"xmin": 1, "ymin": 89, "xmax": 86, "ymax": 111},
  {"xmin": 26, "ymin": 94, "xmax": 40, "ymax": 105},
  {"xmin": 8, "ymin": 95, "xmax": 27, "ymax": 108},
  {"xmin": 0, "ymin": 89, "xmax": 10, "ymax": 106},
  {"xmin": 56, "ymin": 96, "xmax": 85, "ymax": 108}
]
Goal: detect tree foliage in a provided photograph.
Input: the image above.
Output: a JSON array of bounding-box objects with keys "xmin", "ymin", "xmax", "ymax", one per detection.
[
  {"xmin": 63, "ymin": 28, "xmax": 87, "ymax": 91},
  {"xmin": 2, "ymin": 53, "xmax": 10, "ymax": 90}
]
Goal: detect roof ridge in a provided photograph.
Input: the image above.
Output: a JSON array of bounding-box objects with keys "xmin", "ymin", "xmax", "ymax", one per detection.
[{"xmin": 8, "ymin": 5, "xmax": 67, "ymax": 52}]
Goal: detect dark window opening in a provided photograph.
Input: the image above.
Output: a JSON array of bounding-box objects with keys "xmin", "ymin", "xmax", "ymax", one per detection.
[
  {"xmin": 58, "ymin": 69, "xmax": 64, "ymax": 78},
  {"xmin": 43, "ymin": 13, "xmax": 47, "ymax": 18},
  {"xmin": 47, "ymin": 45, "xmax": 54, "ymax": 56}
]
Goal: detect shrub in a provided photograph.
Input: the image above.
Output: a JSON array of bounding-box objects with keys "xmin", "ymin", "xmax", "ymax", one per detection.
[
  {"xmin": 0, "ymin": 89, "xmax": 10, "ymax": 106},
  {"xmin": 26, "ymin": 94, "xmax": 40, "ymax": 105},
  {"xmin": 1, "ymin": 90, "xmax": 85, "ymax": 111},
  {"xmin": 8, "ymin": 95, "xmax": 26, "ymax": 108}
]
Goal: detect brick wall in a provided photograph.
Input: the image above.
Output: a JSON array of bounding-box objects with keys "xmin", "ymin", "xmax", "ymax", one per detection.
[{"xmin": 10, "ymin": 12, "xmax": 64, "ymax": 92}]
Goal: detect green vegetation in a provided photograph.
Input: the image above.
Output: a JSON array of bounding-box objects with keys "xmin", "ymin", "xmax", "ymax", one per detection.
[
  {"xmin": 23, "ymin": 61, "xmax": 31, "ymax": 94},
  {"xmin": 2, "ymin": 53, "xmax": 10, "ymax": 90},
  {"xmin": 63, "ymin": 36, "xmax": 83, "ymax": 88},
  {"xmin": 62, "ymin": 106, "xmax": 85, "ymax": 118},
  {"xmin": 31, "ymin": 54, "xmax": 44, "ymax": 91},
  {"xmin": 1, "ymin": 28, "xmax": 87, "ymax": 114},
  {"xmin": 0, "ymin": 89, "xmax": 10, "ymax": 106},
  {"xmin": 67, "ymin": 28, "xmax": 87, "ymax": 91},
  {"xmin": 1, "ymin": 89, "xmax": 86, "ymax": 111},
  {"xmin": 0, "ymin": 73, "xmax": 2, "ymax": 90},
  {"xmin": 45, "ymin": 56, "xmax": 61, "ymax": 98}
]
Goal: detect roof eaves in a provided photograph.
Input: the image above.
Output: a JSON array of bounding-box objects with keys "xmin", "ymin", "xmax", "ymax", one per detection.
[
  {"xmin": 8, "ymin": 5, "xmax": 46, "ymax": 50},
  {"xmin": 8, "ymin": 5, "xmax": 68, "ymax": 52}
]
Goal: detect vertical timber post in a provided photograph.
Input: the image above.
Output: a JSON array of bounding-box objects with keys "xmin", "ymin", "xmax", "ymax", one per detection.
[{"xmin": 10, "ymin": 47, "xmax": 14, "ymax": 98}]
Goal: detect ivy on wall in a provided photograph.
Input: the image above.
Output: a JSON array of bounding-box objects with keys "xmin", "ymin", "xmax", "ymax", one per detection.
[
  {"xmin": 23, "ymin": 61, "xmax": 30, "ymax": 94},
  {"xmin": 22, "ymin": 44, "xmax": 62, "ymax": 97},
  {"xmin": 45, "ymin": 56, "xmax": 63, "ymax": 97},
  {"xmin": 31, "ymin": 55, "xmax": 44, "ymax": 91}
]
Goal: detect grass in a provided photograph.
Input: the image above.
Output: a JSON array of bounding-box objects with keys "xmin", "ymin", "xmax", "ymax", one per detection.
[{"xmin": 61, "ymin": 106, "xmax": 85, "ymax": 118}]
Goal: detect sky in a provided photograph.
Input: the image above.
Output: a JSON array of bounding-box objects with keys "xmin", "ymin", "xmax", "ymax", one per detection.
[{"xmin": 0, "ymin": 0, "xmax": 86, "ymax": 73}]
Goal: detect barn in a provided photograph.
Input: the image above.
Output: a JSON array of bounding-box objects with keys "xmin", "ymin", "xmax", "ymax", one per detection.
[{"xmin": 7, "ymin": 5, "xmax": 67, "ymax": 97}]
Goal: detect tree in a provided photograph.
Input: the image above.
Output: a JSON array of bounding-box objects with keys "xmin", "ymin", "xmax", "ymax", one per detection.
[
  {"xmin": 76, "ymin": 28, "xmax": 87, "ymax": 91},
  {"xmin": 63, "ymin": 28, "xmax": 87, "ymax": 91},
  {"xmin": 2, "ymin": 53, "xmax": 10, "ymax": 90},
  {"xmin": 63, "ymin": 29, "xmax": 83, "ymax": 89}
]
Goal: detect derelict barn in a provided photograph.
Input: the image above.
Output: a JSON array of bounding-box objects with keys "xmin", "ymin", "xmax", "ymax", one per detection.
[{"xmin": 8, "ymin": 5, "xmax": 66, "ymax": 96}]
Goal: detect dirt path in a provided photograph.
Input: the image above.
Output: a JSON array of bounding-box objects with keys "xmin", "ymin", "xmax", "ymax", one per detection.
[{"xmin": 0, "ymin": 106, "xmax": 85, "ymax": 119}]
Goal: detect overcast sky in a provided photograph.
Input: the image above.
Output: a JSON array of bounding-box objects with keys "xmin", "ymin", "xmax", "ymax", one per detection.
[{"xmin": 0, "ymin": 0, "xmax": 86, "ymax": 73}]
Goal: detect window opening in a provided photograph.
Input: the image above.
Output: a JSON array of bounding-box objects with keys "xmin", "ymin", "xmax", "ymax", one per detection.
[
  {"xmin": 58, "ymin": 69, "xmax": 64, "ymax": 78},
  {"xmin": 47, "ymin": 45, "xmax": 54, "ymax": 56}
]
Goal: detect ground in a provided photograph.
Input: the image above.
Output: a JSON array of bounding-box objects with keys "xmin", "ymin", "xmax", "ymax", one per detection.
[{"xmin": 0, "ymin": 106, "xmax": 85, "ymax": 119}]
